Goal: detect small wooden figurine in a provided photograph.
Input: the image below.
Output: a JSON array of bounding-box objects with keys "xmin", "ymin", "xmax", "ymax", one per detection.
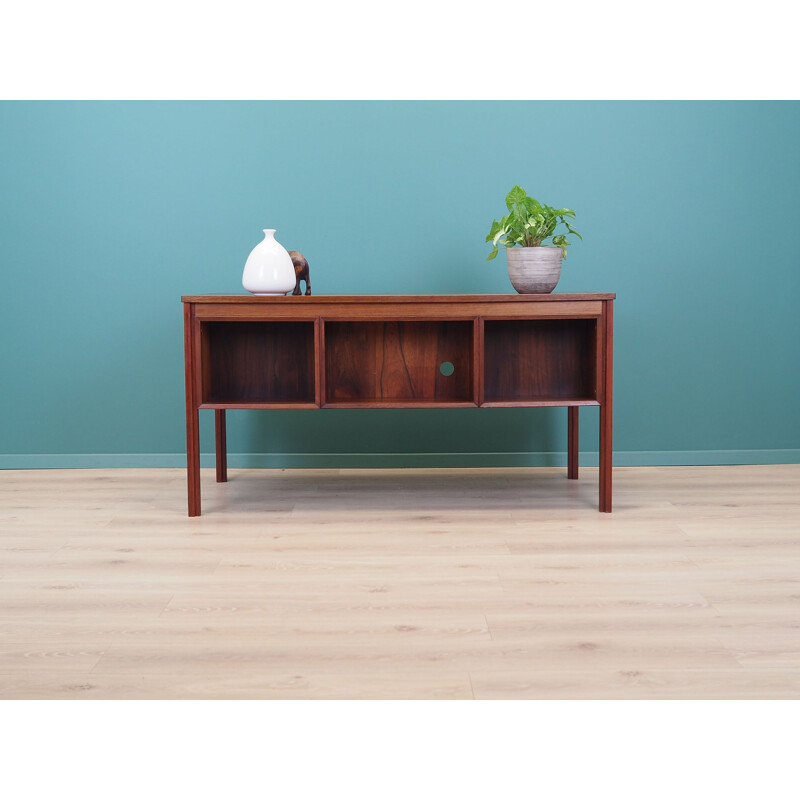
[{"xmin": 289, "ymin": 251, "xmax": 311, "ymax": 296}]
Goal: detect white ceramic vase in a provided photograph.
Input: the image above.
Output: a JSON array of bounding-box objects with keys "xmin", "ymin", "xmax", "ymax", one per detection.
[
  {"xmin": 506, "ymin": 246, "xmax": 563, "ymax": 293},
  {"xmin": 242, "ymin": 229, "xmax": 296, "ymax": 295}
]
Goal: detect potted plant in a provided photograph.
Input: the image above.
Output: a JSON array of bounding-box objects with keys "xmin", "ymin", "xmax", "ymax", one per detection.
[{"xmin": 486, "ymin": 186, "xmax": 581, "ymax": 293}]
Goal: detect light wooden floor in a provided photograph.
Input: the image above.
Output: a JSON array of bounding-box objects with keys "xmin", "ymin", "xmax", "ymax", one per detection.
[{"xmin": 1, "ymin": 465, "xmax": 799, "ymax": 699}]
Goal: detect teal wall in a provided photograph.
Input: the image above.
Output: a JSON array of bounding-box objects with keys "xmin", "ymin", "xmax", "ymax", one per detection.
[{"xmin": 1, "ymin": 101, "xmax": 799, "ymax": 468}]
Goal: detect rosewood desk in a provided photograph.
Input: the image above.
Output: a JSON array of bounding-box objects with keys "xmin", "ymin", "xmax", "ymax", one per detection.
[{"xmin": 182, "ymin": 294, "xmax": 614, "ymax": 516}]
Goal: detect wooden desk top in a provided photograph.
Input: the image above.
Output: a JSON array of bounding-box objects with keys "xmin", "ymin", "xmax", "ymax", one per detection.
[{"xmin": 182, "ymin": 293, "xmax": 616, "ymax": 304}]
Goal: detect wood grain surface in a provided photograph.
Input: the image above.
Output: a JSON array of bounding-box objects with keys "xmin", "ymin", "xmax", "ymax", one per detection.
[
  {"xmin": 324, "ymin": 321, "xmax": 473, "ymax": 403},
  {"xmin": 483, "ymin": 318, "xmax": 597, "ymax": 402},
  {"xmin": 202, "ymin": 321, "xmax": 315, "ymax": 404},
  {"xmin": 2, "ymin": 464, "xmax": 798, "ymax": 699}
]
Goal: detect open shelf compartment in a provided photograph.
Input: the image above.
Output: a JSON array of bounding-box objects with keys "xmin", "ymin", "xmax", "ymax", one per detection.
[
  {"xmin": 200, "ymin": 321, "xmax": 316, "ymax": 405},
  {"xmin": 483, "ymin": 318, "xmax": 597, "ymax": 404},
  {"xmin": 323, "ymin": 320, "xmax": 474, "ymax": 406}
]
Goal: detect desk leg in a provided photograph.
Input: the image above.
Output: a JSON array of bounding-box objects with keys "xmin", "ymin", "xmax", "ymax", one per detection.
[
  {"xmin": 599, "ymin": 301, "xmax": 613, "ymax": 512},
  {"xmin": 599, "ymin": 404, "xmax": 612, "ymax": 512},
  {"xmin": 186, "ymin": 407, "xmax": 201, "ymax": 516},
  {"xmin": 184, "ymin": 303, "xmax": 201, "ymax": 517},
  {"xmin": 215, "ymin": 410, "xmax": 228, "ymax": 483},
  {"xmin": 568, "ymin": 407, "xmax": 579, "ymax": 480}
]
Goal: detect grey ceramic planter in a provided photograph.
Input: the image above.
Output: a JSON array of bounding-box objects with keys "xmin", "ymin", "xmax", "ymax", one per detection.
[{"xmin": 506, "ymin": 246, "xmax": 562, "ymax": 293}]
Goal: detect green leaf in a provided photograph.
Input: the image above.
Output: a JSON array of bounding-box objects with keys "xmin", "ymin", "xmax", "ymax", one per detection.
[
  {"xmin": 492, "ymin": 226, "xmax": 509, "ymax": 246},
  {"xmin": 565, "ymin": 224, "xmax": 583, "ymax": 240},
  {"xmin": 552, "ymin": 235, "xmax": 569, "ymax": 259},
  {"xmin": 505, "ymin": 185, "xmax": 527, "ymax": 211},
  {"xmin": 486, "ymin": 219, "xmax": 502, "ymax": 242},
  {"xmin": 523, "ymin": 196, "xmax": 542, "ymax": 214},
  {"xmin": 486, "ymin": 247, "xmax": 499, "ymax": 261}
]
